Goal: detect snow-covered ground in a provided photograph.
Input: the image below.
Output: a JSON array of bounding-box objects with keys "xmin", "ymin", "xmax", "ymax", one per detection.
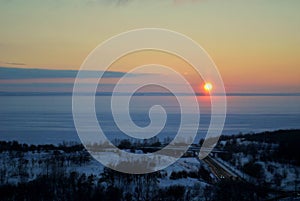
[
  {"xmin": 217, "ymin": 139, "xmax": 300, "ymax": 191},
  {"xmin": 0, "ymin": 149, "xmax": 211, "ymax": 190},
  {"xmin": 159, "ymin": 158, "xmax": 209, "ymax": 187}
]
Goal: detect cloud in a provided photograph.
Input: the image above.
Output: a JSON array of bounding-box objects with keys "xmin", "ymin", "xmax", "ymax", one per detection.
[
  {"xmin": 4, "ymin": 62, "xmax": 26, "ymax": 66},
  {"xmin": 0, "ymin": 67, "xmax": 127, "ymax": 80}
]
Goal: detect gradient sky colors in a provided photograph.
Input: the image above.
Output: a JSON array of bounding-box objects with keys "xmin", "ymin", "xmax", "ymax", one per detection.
[{"xmin": 0, "ymin": 0, "xmax": 299, "ymax": 93}]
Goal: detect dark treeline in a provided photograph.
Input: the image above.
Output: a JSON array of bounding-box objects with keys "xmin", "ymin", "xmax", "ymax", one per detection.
[
  {"xmin": 0, "ymin": 168, "xmax": 268, "ymax": 201},
  {"xmin": 0, "ymin": 137, "xmax": 164, "ymax": 154},
  {"xmin": 218, "ymin": 129, "xmax": 300, "ymax": 165},
  {"xmin": 0, "ymin": 141, "xmax": 85, "ymax": 153},
  {"xmin": 215, "ymin": 129, "xmax": 300, "ymax": 194},
  {"xmin": 0, "ymin": 129, "xmax": 298, "ymax": 200},
  {"xmin": 0, "ymin": 165, "xmax": 190, "ymax": 201}
]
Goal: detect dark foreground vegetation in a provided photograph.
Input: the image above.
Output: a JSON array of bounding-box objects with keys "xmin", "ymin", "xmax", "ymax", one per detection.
[
  {"xmin": 219, "ymin": 129, "xmax": 300, "ymax": 165},
  {"xmin": 0, "ymin": 168, "xmax": 268, "ymax": 201},
  {"xmin": 0, "ymin": 129, "xmax": 299, "ymax": 201}
]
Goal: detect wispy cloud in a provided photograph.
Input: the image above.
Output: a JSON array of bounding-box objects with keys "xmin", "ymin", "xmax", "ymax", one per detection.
[
  {"xmin": 4, "ymin": 62, "xmax": 26, "ymax": 66},
  {"xmin": 0, "ymin": 67, "xmax": 127, "ymax": 80}
]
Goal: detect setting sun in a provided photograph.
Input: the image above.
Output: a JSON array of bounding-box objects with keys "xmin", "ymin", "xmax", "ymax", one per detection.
[{"xmin": 204, "ymin": 82, "xmax": 213, "ymax": 92}]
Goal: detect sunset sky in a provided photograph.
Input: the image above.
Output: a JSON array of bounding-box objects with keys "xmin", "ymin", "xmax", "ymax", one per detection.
[{"xmin": 0, "ymin": 0, "xmax": 299, "ymax": 93}]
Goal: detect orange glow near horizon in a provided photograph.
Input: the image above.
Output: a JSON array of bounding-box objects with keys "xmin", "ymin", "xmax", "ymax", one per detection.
[{"xmin": 0, "ymin": 1, "xmax": 299, "ymax": 93}]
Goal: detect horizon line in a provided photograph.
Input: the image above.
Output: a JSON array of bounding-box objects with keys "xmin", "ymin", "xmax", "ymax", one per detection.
[{"xmin": 0, "ymin": 92, "xmax": 299, "ymax": 97}]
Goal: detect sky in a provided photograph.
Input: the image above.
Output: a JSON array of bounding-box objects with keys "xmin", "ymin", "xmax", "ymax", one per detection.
[{"xmin": 0, "ymin": 0, "xmax": 300, "ymax": 93}]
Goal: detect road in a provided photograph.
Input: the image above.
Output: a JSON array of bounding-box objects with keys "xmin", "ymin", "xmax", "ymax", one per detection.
[
  {"xmin": 201, "ymin": 156, "xmax": 238, "ymax": 180},
  {"xmin": 202, "ymin": 156, "xmax": 300, "ymax": 200}
]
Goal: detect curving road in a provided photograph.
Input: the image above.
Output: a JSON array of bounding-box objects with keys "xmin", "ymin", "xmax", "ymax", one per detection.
[{"xmin": 201, "ymin": 156, "xmax": 238, "ymax": 180}]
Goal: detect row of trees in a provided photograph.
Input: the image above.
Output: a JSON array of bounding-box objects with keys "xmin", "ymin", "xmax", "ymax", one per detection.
[
  {"xmin": 0, "ymin": 141, "xmax": 84, "ymax": 153},
  {"xmin": 0, "ymin": 146, "xmax": 91, "ymax": 185},
  {"xmin": 0, "ymin": 169, "xmax": 188, "ymax": 201},
  {"xmin": 216, "ymin": 130, "xmax": 300, "ymax": 191},
  {"xmin": 169, "ymin": 166, "xmax": 212, "ymax": 183},
  {"xmin": 0, "ymin": 168, "xmax": 269, "ymax": 201},
  {"xmin": 218, "ymin": 129, "xmax": 300, "ymax": 165}
]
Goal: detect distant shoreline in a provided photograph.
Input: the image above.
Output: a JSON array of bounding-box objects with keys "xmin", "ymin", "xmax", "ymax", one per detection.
[
  {"xmin": 0, "ymin": 129, "xmax": 299, "ymax": 146},
  {"xmin": 0, "ymin": 91, "xmax": 300, "ymax": 97}
]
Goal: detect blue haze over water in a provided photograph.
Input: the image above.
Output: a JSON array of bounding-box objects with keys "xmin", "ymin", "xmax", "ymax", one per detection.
[{"xmin": 0, "ymin": 95, "xmax": 299, "ymax": 145}]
